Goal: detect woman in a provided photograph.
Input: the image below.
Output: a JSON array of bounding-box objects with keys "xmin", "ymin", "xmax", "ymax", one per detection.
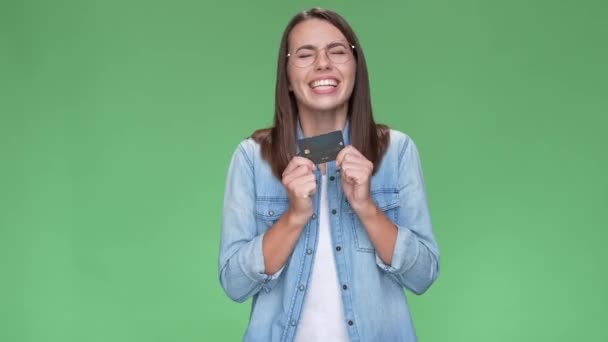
[{"xmin": 219, "ymin": 7, "xmax": 439, "ymax": 341}]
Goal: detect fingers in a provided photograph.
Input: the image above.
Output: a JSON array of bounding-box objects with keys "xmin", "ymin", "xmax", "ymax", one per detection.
[
  {"xmin": 289, "ymin": 174, "xmax": 317, "ymax": 198},
  {"xmin": 340, "ymin": 158, "xmax": 373, "ymax": 173},
  {"xmin": 282, "ymin": 164, "xmax": 313, "ymax": 186},
  {"xmin": 283, "ymin": 156, "xmax": 315, "ymax": 177},
  {"xmin": 336, "ymin": 146, "xmax": 373, "ymax": 187},
  {"xmin": 282, "ymin": 156, "xmax": 317, "ymax": 199},
  {"xmin": 283, "ymin": 156, "xmax": 316, "ymax": 187},
  {"xmin": 337, "ymin": 147, "xmax": 373, "ymax": 173},
  {"xmin": 336, "ymin": 146, "xmax": 368, "ymax": 168},
  {"xmin": 336, "ymin": 146, "xmax": 350, "ymax": 166},
  {"xmin": 341, "ymin": 167, "xmax": 369, "ymax": 185}
]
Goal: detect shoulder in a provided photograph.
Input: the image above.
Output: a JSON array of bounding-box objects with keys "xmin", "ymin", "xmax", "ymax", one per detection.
[
  {"xmin": 235, "ymin": 127, "xmax": 271, "ymax": 154},
  {"xmin": 387, "ymin": 128, "xmax": 410, "ymax": 145},
  {"xmin": 386, "ymin": 128, "xmax": 415, "ymax": 159},
  {"xmin": 236, "ymin": 137, "xmax": 261, "ymax": 155},
  {"xmin": 230, "ymin": 137, "xmax": 262, "ymax": 171},
  {"xmin": 229, "ymin": 135, "xmax": 283, "ymax": 192}
]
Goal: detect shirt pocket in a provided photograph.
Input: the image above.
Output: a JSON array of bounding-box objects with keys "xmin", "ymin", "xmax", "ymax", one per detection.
[
  {"xmin": 348, "ymin": 189, "xmax": 400, "ymax": 253},
  {"xmin": 255, "ymin": 198, "xmax": 290, "ymax": 233}
]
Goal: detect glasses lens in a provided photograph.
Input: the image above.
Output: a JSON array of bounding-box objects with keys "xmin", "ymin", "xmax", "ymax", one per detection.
[
  {"xmin": 289, "ymin": 42, "xmax": 353, "ymax": 67},
  {"xmin": 293, "ymin": 49, "xmax": 316, "ymax": 68},
  {"xmin": 327, "ymin": 43, "xmax": 351, "ymax": 64}
]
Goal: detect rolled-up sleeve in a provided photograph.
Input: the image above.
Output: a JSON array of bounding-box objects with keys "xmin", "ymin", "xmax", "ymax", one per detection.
[
  {"xmin": 375, "ymin": 135, "xmax": 440, "ymax": 295},
  {"xmin": 218, "ymin": 141, "xmax": 284, "ymax": 303}
]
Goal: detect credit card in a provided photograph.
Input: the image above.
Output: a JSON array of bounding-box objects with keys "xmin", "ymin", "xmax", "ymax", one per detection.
[{"xmin": 297, "ymin": 130, "xmax": 345, "ymax": 164}]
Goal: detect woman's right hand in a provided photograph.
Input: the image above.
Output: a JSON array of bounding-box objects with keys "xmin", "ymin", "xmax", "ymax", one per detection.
[{"xmin": 281, "ymin": 156, "xmax": 317, "ymax": 227}]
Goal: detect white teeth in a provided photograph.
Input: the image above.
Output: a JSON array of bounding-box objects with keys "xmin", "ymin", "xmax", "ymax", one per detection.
[{"xmin": 310, "ymin": 79, "xmax": 338, "ymax": 88}]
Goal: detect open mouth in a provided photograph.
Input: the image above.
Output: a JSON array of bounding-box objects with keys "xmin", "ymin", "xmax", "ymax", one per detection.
[
  {"xmin": 309, "ymin": 78, "xmax": 339, "ymax": 93},
  {"xmin": 309, "ymin": 78, "xmax": 339, "ymax": 88}
]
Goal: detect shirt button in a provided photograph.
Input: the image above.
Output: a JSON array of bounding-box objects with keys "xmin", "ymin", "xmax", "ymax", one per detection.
[
  {"xmin": 342, "ymin": 284, "xmax": 348, "ymax": 290},
  {"xmin": 306, "ymin": 248, "xmax": 313, "ymax": 255},
  {"xmin": 290, "ymin": 320, "xmax": 297, "ymax": 327},
  {"xmin": 329, "ymin": 175, "xmax": 335, "ymax": 181},
  {"xmin": 332, "ymin": 209, "xmax": 337, "ymax": 215},
  {"xmin": 335, "ymin": 246, "xmax": 341, "ymax": 252},
  {"xmin": 311, "ymin": 213, "xmax": 317, "ymax": 219},
  {"xmin": 298, "ymin": 284, "xmax": 305, "ymax": 291},
  {"xmin": 348, "ymin": 320, "xmax": 354, "ymax": 326},
  {"xmin": 268, "ymin": 210, "xmax": 274, "ymax": 216}
]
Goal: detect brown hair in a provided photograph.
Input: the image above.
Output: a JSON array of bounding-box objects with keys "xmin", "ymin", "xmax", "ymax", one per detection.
[{"xmin": 252, "ymin": 7, "xmax": 389, "ymax": 178}]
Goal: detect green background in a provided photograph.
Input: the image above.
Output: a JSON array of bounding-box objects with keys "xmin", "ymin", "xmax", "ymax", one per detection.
[{"xmin": 2, "ymin": 0, "xmax": 607, "ymax": 341}]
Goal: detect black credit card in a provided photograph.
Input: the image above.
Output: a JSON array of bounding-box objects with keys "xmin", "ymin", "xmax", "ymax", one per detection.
[{"xmin": 297, "ymin": 130, "xmax": 345, "ymax": 164}]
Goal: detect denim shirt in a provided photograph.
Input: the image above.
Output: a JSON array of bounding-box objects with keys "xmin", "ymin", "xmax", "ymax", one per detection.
[{"xmin": 219, "ymin": 122, "xmax": 440, "ymax": 342}]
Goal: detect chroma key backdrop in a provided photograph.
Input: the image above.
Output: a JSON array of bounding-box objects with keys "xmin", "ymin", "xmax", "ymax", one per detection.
[{"xmin": 1, "ymin": 0, "xmax": 607, "ymax": 341}]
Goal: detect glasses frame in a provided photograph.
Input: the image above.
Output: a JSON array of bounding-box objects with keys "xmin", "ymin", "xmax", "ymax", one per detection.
[{"xmin": 287, "ymin": 40, "xmax": 356, "ymax": 68}]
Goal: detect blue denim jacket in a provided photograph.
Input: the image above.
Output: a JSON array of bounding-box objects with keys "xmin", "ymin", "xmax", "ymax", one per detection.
[{"xmin": 219, "ymin": 122, "xmax": 440, "ymax": 341}]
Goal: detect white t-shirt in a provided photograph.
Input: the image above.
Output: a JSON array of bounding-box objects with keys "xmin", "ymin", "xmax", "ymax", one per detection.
[{"xmin": 294, "ymin": 175, "xmax": 349, "ymax": 342}]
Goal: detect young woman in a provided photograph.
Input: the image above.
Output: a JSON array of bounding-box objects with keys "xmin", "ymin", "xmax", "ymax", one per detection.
[{"xmin": 219, "ymin": 8, "xmax": 440, "ymax": 341}]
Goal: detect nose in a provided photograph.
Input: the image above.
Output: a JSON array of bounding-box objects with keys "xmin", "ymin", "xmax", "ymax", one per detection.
[{"xmin": 314, "ymin": 49, "xmax": 331, "ymax": 70}]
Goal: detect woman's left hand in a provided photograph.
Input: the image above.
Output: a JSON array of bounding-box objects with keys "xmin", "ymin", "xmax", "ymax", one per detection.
[{"xmin": 336, "ymin": 145, "xmax": 374, "ymax": 213}]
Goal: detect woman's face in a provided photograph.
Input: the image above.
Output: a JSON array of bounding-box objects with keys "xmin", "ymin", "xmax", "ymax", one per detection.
[{"xmin": 287, "ymin": 19, "xmax": 356, "ymax": 115}]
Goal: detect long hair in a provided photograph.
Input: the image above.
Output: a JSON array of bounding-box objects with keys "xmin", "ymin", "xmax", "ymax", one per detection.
[{"xmin": 252, "ymin": 7, "xmax": 389, "ymax": 178}]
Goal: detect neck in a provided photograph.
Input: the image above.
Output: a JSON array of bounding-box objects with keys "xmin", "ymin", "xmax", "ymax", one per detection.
[{"xmin": 297, "ymin": 104, "xmax": 348, "ymax": 137}]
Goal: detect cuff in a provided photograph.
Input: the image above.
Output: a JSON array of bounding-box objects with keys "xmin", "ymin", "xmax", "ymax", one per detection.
[
  {"xmin": 240, "ymin": 232, "xmax": 285, "ymax": 291},
  {"xmin": 375, "ymin": 224, "xmax": 420, "ymax": 274}
]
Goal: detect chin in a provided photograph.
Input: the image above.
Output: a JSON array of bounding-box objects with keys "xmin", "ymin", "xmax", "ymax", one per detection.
[{"xmin": 306, "ymin": 98, "xmax": 348, "ymax": 112}]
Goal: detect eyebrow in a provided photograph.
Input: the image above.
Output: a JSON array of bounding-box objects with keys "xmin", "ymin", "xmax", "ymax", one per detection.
[
  {"xmin": 294, "ymin": 44, "xmax": 317, "ymax": 52},
  {"xmin": 294, "ymin": 41, "xmax": 348, "ymax": 52}
]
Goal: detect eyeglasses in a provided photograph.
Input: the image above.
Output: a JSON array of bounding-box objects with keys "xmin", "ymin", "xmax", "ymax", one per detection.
[{"xmin": 287, "ymin": 41, "xmax": 356, "ymax": 68}]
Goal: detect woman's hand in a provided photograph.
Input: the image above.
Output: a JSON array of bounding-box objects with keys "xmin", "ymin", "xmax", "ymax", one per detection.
[
  {"xmin": 281, "ymin": 156, "xmax": 317, "ymax": 226},
  {"xmin": 336, "ymin": 146, "xmax": 374, "ymax": 214}
]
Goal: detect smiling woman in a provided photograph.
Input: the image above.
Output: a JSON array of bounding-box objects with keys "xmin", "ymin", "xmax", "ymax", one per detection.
[
  {"xmin": 287, "ymin": 25, "xmax": 356, "ymax": 104},
  {"xmin": 286, "ymin": 19, "xmax": 357, "ymax": 138},
  {"xmin": 218, "ymin": 7, "xmax": 440, "ymax": 342}
]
